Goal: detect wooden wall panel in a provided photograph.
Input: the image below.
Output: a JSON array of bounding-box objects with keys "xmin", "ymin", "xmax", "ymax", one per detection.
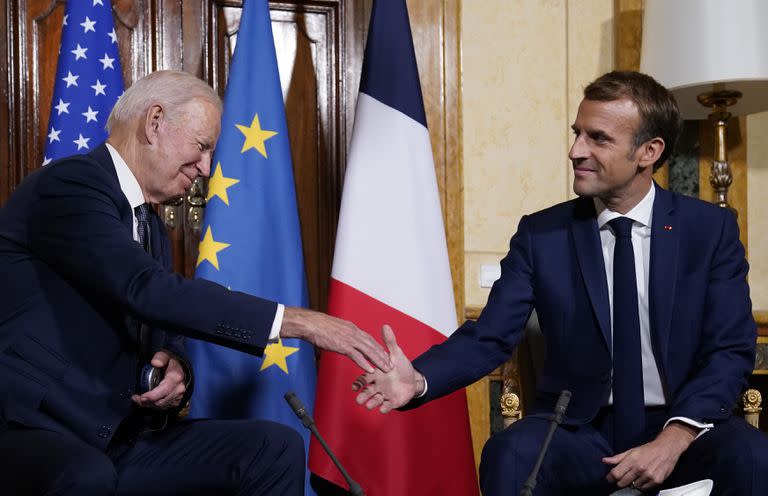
[
  {"xmin": 407, "ymin": 0, "xmax": 464, "ymax": 321},
  {"xmin": 0, "ymin": 1, "xmax": 9, "ymax": 202},
  {"xmin": 112, "ymin": 0, "xmax": 151, "ymax": 83},
  {"xmin": 4, "ymin": 0, "xmax": 67, "ymax": 200}
]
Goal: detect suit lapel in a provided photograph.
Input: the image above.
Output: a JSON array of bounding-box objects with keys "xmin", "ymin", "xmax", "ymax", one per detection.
[
  {"xmin": 89, "ymin": 143, "xmax": 134, "ymax": 232},
  {"xmin": 89, "ymin": 143, "xmax": 119, "ymax": 181},
  {"xmin": 649, "ymin": 184, "xmax": 679, "ymax": 369},
  {"xmin": 571, "ymin": 197, "xmax": 612, "ymax": 349}
]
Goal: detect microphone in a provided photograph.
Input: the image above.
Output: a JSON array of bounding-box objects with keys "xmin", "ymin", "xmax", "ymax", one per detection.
[
  {"xmin": 520, "ymin": 390, "xmax": 572, "ymax": 496},
  {"xmin": 284, "ymin": 392, "xmax": 365, "ymax": 496}
]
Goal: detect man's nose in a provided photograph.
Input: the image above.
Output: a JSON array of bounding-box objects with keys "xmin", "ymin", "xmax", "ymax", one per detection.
[
  {"xmin": 198, "ymin": 152, "xmax": 212, "ymax": 177},
  {"xmin": 568, "ymin": 135, "xmax": 588, "ymax": 161}
]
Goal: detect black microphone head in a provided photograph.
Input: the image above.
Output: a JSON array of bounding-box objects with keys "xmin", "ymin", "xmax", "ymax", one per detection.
[
  {"xmin": 284, "ymin": 391, "xmax": 306, "ymax": 419},
  {"xmin": 555, "ymin": 390, "xmax": 572, "ymax": 416}
]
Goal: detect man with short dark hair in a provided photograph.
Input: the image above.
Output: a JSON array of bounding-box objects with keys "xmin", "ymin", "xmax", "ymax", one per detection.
[
  {"xmin": 355, "ymin": 71, "xmax": 768, "ymax": 495},
  {"xmin": 0, "ymin": 70, "xmax": 391, "ymax": 496}
]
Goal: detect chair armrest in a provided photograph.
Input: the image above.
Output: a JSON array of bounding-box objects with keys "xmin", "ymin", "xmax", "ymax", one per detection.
[
  {"xmin": 743, "ymin": 389, "xmax": 762, "ymax": 428},
  {"xmin": 501, "ymin": 387, "xmax": 522, "ymax": 427}
]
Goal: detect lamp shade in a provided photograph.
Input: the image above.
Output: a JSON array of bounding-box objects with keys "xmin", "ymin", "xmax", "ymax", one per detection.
[{"xmin": 640, "ymin": 0, "xmax": 768, "ymax": 119}]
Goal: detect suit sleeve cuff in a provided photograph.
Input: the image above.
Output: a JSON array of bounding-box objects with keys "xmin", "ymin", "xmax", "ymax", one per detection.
[
  {"xmin": 268, "ymin": 304, "xmax": 284, "ymax": 342},
  {"xmin": 664, "ymin": 416, "xmax": 714, "ymax": 439}
]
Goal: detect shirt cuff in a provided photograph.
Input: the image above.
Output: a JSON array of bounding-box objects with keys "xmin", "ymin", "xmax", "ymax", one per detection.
[
  {"xmin": 416, "ymin": 374, "xmax": 428, "ymax": 398},
  {"xmin": 664, "ymin": 416, "xmax": 714, "ymax": 439},
  {"xmin": 268, "ymin": 304, "xmax": 284, "ymax": 342}
]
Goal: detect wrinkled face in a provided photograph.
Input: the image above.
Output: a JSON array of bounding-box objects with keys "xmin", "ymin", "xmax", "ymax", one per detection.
[
  {"xmin": 569, "ymin": 98, "xmax": 652, "ymax": 209},
  {"xmin": 145, "ymin": 98, "xmax": 221, "ymax": 203}
]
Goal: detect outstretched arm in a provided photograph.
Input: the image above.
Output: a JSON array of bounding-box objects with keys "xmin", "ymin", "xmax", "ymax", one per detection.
[{"xmin": 281, "ymin": 307, "xmax": 392, "ymax": 374}]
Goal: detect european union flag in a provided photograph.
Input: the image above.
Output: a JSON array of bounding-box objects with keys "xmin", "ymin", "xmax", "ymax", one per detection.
[
  {"xmin": 45, "ymin": 0, "xmax": 123, "ymax": 164},
  {"xmin": 186, "ymin": 0, "xmax": 316, "ymax": 493}
]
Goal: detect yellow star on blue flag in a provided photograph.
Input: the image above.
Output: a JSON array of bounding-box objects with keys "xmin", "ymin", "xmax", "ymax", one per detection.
[
  {"xmin": 236, "ymin": 114, "xmax": 277, "ymax": 157},
  {"xmin": 206, "ymin": 162, "xmax": 240, "ymax": 205},
  {"xmin": 260, "ymin": 339, "xmax": 300, "ymax": 373}
]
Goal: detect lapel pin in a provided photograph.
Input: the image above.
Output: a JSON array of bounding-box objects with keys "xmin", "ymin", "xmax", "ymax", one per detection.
[{"xmin": 663, "ymin": 225, "xmax": 673, "ymax": 231}]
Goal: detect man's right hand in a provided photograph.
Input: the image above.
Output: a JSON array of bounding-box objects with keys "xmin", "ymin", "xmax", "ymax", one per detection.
[
  {"xmin": 351, "ymin": 325, "xmax": 424, "ymax": 413},
  {"xmin": 280, "ymin": 306, "xmax": 392, "ymax": 373}
]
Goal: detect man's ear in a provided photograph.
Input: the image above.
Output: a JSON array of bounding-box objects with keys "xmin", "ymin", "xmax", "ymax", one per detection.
[
  {"xmin": 637, "ymin": 136, "xmax": 666, "ymax": 170},
  {"xmin": 637, "ymin": 137, "xmax": 665, "ymax": 170},
  {"xmin": 143, "ymin": 104, "xmax": 164, "ymax": 144}
]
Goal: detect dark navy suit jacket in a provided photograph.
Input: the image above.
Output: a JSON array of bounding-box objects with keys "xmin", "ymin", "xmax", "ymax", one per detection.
[
  {"xmin": 411, "ymin": 184, "xmax": 756, "ymax": 425},
  {"xmin": 0, "ymin": 144, "xmax": 277, "ymax": 449}
]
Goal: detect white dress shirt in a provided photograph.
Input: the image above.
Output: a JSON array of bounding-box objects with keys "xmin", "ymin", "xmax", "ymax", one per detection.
[{"xmin": 105, "ymin": 143, "xmax": 284, "ymax": 340}]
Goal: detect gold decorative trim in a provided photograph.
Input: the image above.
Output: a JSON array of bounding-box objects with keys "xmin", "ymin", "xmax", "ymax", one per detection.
[
  {"xmin": 500, "ymin": 391, "xmax": 521, "ymax": 428},
  {"xmin": 743, "ymin": 389, "xmax": 762, "ymax": 429},
  {"xmin": 500, "ymin": 391, "xmax": 520, "ymax": 417},
  {"xmin": 744, "ymin": 389, "xmax": 763, "ymax": 414}
]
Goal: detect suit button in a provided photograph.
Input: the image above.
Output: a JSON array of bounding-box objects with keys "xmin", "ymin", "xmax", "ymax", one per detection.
[
  {"xmin": 720, "ymin": 407, "xmax": 729, "ymax": 414},
  {"xmin": 97, "ymin": 425, "xmax": 111, "ymax": 439}
]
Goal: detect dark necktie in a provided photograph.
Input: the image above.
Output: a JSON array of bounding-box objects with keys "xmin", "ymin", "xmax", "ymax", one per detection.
[
  {"xmin": 134, "ymin": 203, "xmax": 152, "ymax": 255},
  {"xmin": 133, "ymin": 203, "xmax": 153, "ymax": 363},
  {"xmin": 609, "ymin": 216, "xmax": 645, "ymax": 452}
]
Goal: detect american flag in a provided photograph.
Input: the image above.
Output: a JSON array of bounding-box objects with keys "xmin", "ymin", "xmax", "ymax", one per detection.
[{"xmin": 44, "ymin": 0, "xmax": 124, "ymax": 165}]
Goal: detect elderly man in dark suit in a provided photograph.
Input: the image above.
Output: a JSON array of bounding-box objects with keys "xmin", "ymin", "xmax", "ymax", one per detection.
[
  {"xmin": 0, "ymin": 70, "xmax": 391, "ymax": 496},
  {"xmin": 354, "ymin": 71, "xmax": 768, "ymax": 495}
]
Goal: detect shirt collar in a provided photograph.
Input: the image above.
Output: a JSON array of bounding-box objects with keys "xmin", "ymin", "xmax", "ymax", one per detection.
[
  {"xmin": 106, "ymin": 143, "xmax": 145, "ymax": 210},
  {"xmin": 594, "ymin": 182, "xmax": 655, "ymax": 230}
]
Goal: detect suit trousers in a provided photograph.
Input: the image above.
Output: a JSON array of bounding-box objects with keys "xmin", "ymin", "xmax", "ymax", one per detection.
[
  {"xmin": 0, "ymin": 418, "xmax": 305, "ymax": 496},
  {"xmin": 480, "ymin": 409, "xmax": 768, "ymax": 496}
]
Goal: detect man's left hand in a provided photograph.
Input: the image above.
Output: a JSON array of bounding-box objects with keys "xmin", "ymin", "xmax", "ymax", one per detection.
[
  {"xmin": 603, "ymin": 422, "xmax": 697, "ymax": 492},
  {"xmin": 131, "ymin": 350, "xmax": 187, "ymax": 410}
]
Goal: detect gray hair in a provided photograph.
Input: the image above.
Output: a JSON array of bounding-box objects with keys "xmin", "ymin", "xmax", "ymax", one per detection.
[{"xmin": 106, "ymin": 70, "xmax": 222, "ymax": 132}]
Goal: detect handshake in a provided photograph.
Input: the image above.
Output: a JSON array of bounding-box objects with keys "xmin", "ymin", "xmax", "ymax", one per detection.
[{"xmin": 280, "ymin": 308, "xmax": 422, "ymax": 413}]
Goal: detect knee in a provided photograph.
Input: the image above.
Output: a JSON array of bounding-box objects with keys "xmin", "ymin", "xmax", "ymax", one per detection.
[
  {"xmin": 271, "ymin": 424, "xmax": 305, "ymax": 472},
  {"xmin": 697, "ymin": 420, "xmax": 768, "ymax": 491},
  {"xmin": 480, "ymin": 424, "xmax": 541, "ymax": 491},
  {"xmin": 481, "ymin": 425, "xmax": 540, "ymax": 472},
  {"xmin": 723, "ymin": 427, "xmax": 768, "ymax": 477},
  {"xmin": 239, "ymin": 422, "xmax": 305, "ymax": 494},
  {"xmin": 52, "ymin": 451, "xmax": 117, "ymax": 496},
  {"xmin": 245, "ymin": 421, "xmax": 305, "ymax": 476}
]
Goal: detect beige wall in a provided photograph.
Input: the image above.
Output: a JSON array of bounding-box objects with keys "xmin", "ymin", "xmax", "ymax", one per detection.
[
  {"xmin": 748, "ymin": 113, "xmax": 768, "ymax": 311},
  {"xmin": 461, "ymin": 1, "xmax": 768, "ymax": 311},
  {"xmin": 462, "ymin": 0, "xmax": 615, "ymax": 307}
]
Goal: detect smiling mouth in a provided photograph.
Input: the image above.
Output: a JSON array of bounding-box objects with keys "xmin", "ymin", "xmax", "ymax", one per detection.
[{"xmin": 181, "ymin": 174, "xmax": 196, "ymax": 187}]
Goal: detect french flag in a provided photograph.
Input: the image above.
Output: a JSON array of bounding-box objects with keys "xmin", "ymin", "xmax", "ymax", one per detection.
[{"xmin": 308, "ymin": 0, "xmax": 478, "ymax": 494}]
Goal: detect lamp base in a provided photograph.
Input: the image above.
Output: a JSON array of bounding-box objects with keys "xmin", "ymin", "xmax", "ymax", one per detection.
[
  {"xmin": 697, "ymin": 91, "xmax": 743, "ymax": 216},
  {"xmin": 697, "ymin": 90, "xmax": 742, "ymax": 109}
]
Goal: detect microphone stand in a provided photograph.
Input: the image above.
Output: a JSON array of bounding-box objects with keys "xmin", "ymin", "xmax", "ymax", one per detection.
[
  {"xmin": 520, "ymin": 390, "xmax": 572, "ymax": 496},
  {"xmin": 284, "ymin": 392, "xmax": 365, "ymax": 496}
]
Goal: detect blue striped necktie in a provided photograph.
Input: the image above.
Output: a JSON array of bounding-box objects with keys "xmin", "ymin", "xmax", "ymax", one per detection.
[
  {"xmin": 133, "ymin": 203, "xmax": 153, "ymax": 362},
  {"xmin": 609, "ymin": 216, "xmax": 645, "ymax": 452},
  {"xmin": 134, "ymin": 203, "xmax": 152, "ymax": 255}
]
